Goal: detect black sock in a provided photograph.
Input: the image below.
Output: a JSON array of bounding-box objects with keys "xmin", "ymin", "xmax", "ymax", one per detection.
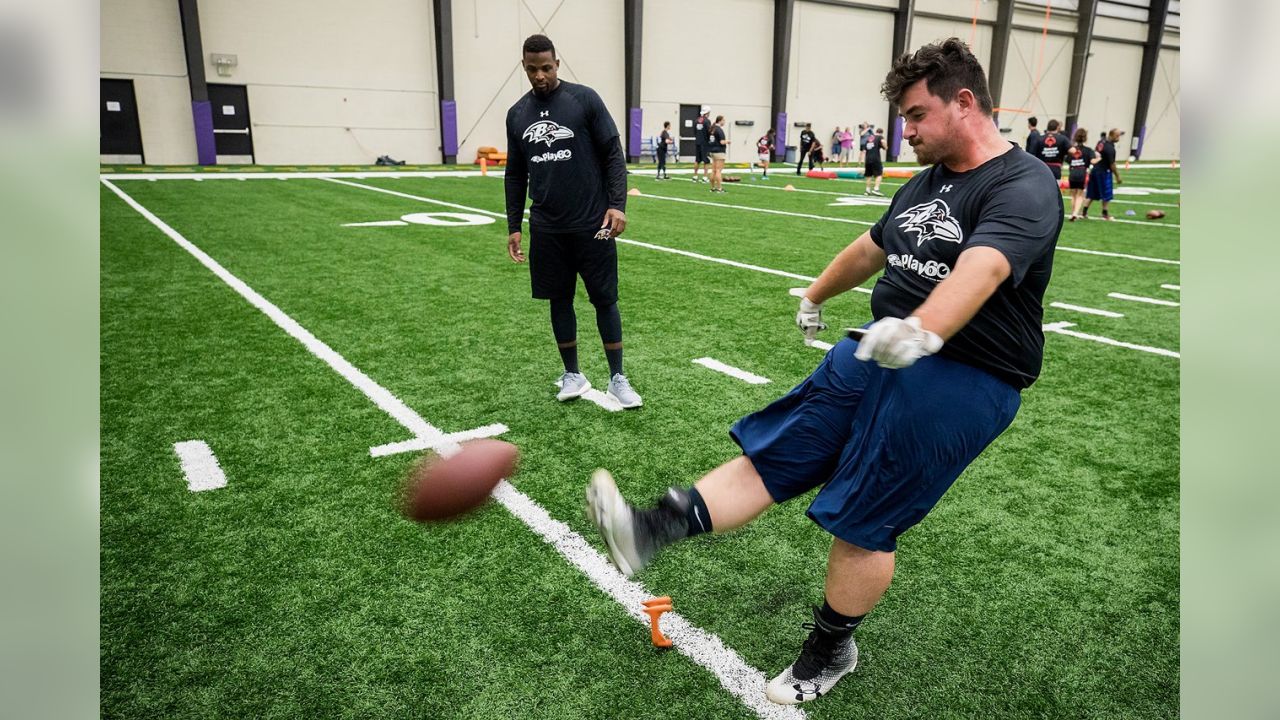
[
  {"xmin": 595, "ymin": 302, "xmax": 624, "ymax": 376},
  {"xmin": 684, "ymin": 487, "xmax": 712, "ymax": 538},
  {"xmin": 816, "ymin": 600, "xmax": 865, "ymax": 637},
  {"xmin": 550, "ymin": 298, "xmax": 578, "ymax": 373},
  {"xmin": 635, "ymin": 486, "xmax": 712, "ymax": 553}
]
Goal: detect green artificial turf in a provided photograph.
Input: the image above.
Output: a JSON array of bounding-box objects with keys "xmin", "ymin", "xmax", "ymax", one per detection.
[{"xmin": 101, "ymin": 165, "xmax": 1179, "ymax": 719}]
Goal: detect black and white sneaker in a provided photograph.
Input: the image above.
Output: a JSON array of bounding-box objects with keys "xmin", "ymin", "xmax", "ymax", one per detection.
[
  {"xmin": 765, "ymin": 609, "xmax": 859, "ymax": 705},
  {"xmin": 586, "ymin": 471, "xmax": 690, "ymax": 576}
]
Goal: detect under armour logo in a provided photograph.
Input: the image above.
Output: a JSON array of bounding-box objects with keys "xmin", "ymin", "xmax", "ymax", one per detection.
[
  {"xmin": 941, "ymin": 184, "xmax": 953, "ymax": 193},
  {"xmin": 539, "ymin": 111, "xmax": 549, "ymax": 117}
]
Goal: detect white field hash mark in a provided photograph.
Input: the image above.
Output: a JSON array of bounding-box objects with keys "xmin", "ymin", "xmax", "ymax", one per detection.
[
  {"xmin": 1049, "ymin": 302, "xmax": 1125, "ymax": 318},
  {"xmin": 693, "ymin": 357, "xmax": 771, "ymax": 385},
  {"xmin": 1108, "ymin": 292, "xmax": 1180, "ymax": 307},
  {"xmin": 490, "ymin": 482, "xmax": 807, "ymax": 720},
  {"xmin": 100, "ymin": 178, "xmax": 507, "ymax": 458},
  {"xmin": 173, "ymin": 440, "xmax": 227, "ymax": 492}
]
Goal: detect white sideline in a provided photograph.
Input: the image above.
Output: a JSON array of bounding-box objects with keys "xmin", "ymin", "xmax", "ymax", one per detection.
[
  {"xmin": 1049, "ymin": 302, "xmax": 1124, "ymax": 318},
  {"xmin": 100, "ymin": 178, "xmax": 508, "ymax": 458},
  {"xmin": 1161, "ymin": 284, "xmax": 1181, "ymax": 291},
  {"xmin": 635, "ymin": 191, "xmax": 876, "ymax": 226},
  {"xmin": 1055, "ymin": 246, "xmax": 1179, "ymax": 265},
  {"xmin": 1108, "ymin": 292, "xmax": 1180, "ymax": 307},
  {"xmin": 693, "ymin": 357, "xmax": 771, "ymax": 385},
  {"xmin": 1043, "ymin": 321, "xmax": 1179, "ymax": 358},
  {"xmin": 173, "ymin": 440, "xmax": 227, "ymax": 492},
  {"xmin": 105, "ymin": 178, "xmax": 796, "ymax": 720},
  {"xmin": 490, "ymin": 482, "xmax": 806, "ymax": 720}
]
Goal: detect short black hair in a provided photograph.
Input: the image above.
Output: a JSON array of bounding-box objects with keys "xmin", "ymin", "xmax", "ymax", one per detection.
[
  {"xmin": 1028, "ymin": 116, "xmax": 1038, "ymax": 127},
  {"xmin": 1046, "ymin": 119, "xmax": 1060, "ymax": 132},
  {"xmin": 881, "ymin": 38, "xmax": 993, "ymax": 114},
  {"xmin": 522, "ymin": 34, "xmax": 555, "ymax": 57}
]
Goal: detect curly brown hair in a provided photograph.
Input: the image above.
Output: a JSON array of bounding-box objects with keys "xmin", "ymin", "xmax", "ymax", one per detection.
[{"xmin": 881, "ymin": 38, "xmax": 993, "ymax": 113}]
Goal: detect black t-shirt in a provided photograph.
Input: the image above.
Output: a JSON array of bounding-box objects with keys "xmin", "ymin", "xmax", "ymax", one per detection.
[
  {"xmin": 1096, "ymin": 139, "xmax": 1117, "ymax": 172},
  {"xmin": 799, "ymin": 129, "xmax": 816, "ymax": 154},
  {"xmin": 707, "ymin": 125, "xmax": 726, "ymax": 152},
  {"xmin": 1067, "ymin": 144, "xmax": 1095, "ymax": 179},
  {"xmin": 695, "ymin": 115, "xmax": 710, "ymax": 146},
  {"xmin": 504, "ymin": 81, "xmax": 627, "ymax": 234},
  {"xmin": 1036, "ymin": 132, "xmax": 1070, "ymax": 165},
  {"xmin": 868, "ymin": 145, "xmax": 1063, "ymax": 389},
  {"xmin": 1025, "ymin": 129, "xmax": 1042, "ymax": 154},
  {"xmin": 658, "ymin": 129, "xmax": 672, "ymax": 154},
  {"xmin": 864, "ymin": 135, "xmax": 884, "ymax": 164}
]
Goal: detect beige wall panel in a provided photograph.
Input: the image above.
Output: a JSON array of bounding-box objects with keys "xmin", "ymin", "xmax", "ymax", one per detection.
[
  {"xmin": 911, "ymin": 16, "xmax": 995, "ymax": 68},
  {"xmin": 1074, "ymin": 39, "xmax": 1142, "ymax": 155},
  {"xmin": 914, "ymin": 0, "xmax": 996, "ymax": 22},
  {"xmin": 1162, "ymin": 29, "xmax": 1179, "ymax": 48},
  {"xmin": 196, "ymin": 0, "xmax": 439, "ymax": 164},
  {"xmin": 1093, "ymin": 15, "xmax": 1147, "ymax": 42},
  {"xmin": 996, "ymin": 28, "xmax": 1073, "ymax": 132},
  {"xmin": 101, "ymin": 0, "xmax": 196, "ymax": 163},
  {"xmin": 787, "ymin": 3, "xmax": 894, "ymax": 161},
  {"xmin": 452, "ymin": 0, "xmax": 624, "ymax": 163},
  {"xmin": 1140, "ymin": 48, "xmax": 1179, "ymax": 159},
  {"xmin": 640, "ymin": 0, "xmax": 773, "ymax": 164}
]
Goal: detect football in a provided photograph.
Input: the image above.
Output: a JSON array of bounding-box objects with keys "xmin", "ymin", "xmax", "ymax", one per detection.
[
  {"xmin": 402, "ymin": 439, "xmax": 519, "ymax": 522},
  {"xmin": 1146, "ymin": 209, "xmax": 1166, "ymax": 219}
]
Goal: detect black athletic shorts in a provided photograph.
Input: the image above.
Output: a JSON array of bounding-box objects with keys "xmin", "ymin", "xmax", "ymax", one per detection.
[
  {"xmin": 864, "ymin": 161, "xmax": 883, "ymax": 177},
  {"xmin": 529, "ymin": 227, "xmax": 618, "ymax": 305},
  {"xmin": 1046, "ymin": 162, "xmax": 1062, "ymax": 178},
  {"xmin": 1068, "ymin": 171, "xmax": 1086, "ymax": 189},
  {"xmin": 695, "ymin": 144, "xmax": 710, "ymax": 163}
]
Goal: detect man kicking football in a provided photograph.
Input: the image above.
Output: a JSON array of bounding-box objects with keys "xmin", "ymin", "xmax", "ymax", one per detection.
[{"xmin": 586, "ymin": 37, "xmax": 1062, "ymax": 705}]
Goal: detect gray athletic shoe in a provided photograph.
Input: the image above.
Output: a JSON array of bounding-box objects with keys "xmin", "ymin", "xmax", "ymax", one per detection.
[
  {"xmin": 556, "ymin": 372, "xmax": 591, "ymax": 402},
  {"xmin": 607, "ymin": 373, "xmax": 643, "ymax": 408},
  {"xmin": 586, "ymin": 469, "xmax": 650, "ymax": 576},
  {"xmin": 765, "ymin": 609, "xmax": 859, "ymax": 705}
]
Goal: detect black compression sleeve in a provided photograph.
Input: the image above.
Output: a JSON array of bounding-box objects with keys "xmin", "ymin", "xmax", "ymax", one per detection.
[
  {"xmin": 504, "ymin": 121, "xmax": 528, "ymax": 234},
  {"xmin": 602, "ymin": 139, "xmax": 627, "ymax": 212}
]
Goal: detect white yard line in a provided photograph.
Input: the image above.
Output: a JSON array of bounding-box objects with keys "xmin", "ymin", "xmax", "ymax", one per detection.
[
  {"xmin": 692, "ymin": 358, "xmax": 771, "ymax": 385},
  {"xmin": 101, "ymin": 178, "xmax": 507, "ymax": 458},
  {"xmin": 173, "ymin": 440, "xmax": 228, "ymax": 492},
  {"xmin": 809, "ymin": 340, "xmax": 835, "ymax": 351},
  {"xmin": 634, "ymin": 192, "xmax": 876, "ymax": 226},
  {"xmin": 1108, "ymin": 292, "xmax": 1180, "ymax": 307},
  {"xmin": 1043, "ymin": 322, "xmax": 1179, "ymax": 358},
  {"xmin": 1161, "ymin": 284, "xmax": 1181, "ymax": 291},
  {"xmin": 1048, "ymin": 302, "xmax": 1125, "ymax": 318},
  {"xmin": 491, "ymin": 482, "xmax": 806, "ymax": 720},
  {"xmin": 1056, "ymin": 246, "xmax": 1179, "ymax": 265},
  {"xmin": 107, "ymin": 176, "xmax": 797, "ymax": 719}
]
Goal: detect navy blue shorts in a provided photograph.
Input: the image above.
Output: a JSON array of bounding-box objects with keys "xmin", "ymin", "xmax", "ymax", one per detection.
[
  {"xmin": 730, "ymin": 337, "xmax": 1021, "ymax": 552},
  {"xmin": 1086, "ymin": 169, "xmax": 1113, "ymax": 201}
]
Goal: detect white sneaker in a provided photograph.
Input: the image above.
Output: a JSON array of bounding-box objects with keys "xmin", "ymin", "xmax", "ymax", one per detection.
[
  {"xmin": 607, "ymin": 373, "xmax": 643, "ymax": 408},
  {"xmin": 765, "ymin": 609, "xmax": 859, "ymax": 705},
  {"xmin": 556, "ymin": 372, "xmax": 591, "ymax": 401},
  {"xmin": 585, "ymin": 469, "xmax": 647, "ymax": 576}
]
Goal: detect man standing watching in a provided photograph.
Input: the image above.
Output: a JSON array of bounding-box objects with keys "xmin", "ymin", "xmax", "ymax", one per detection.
[
  {"xmin": 1080, "ymin": 127, "xmax": 1124, "ymax": 221},
  {"xmin": 795, "ymin": 123, "xmax": 816, "ymax": 175},
  {"xmin": 504, "ymin": 34, "xmax": 643, "ymax": 409},
  {"xmin": 1025, "ymin": 116, "xmax": 1041, "ymax": 154},
  {"xmin": 587, "ymin": 37, "xmax": 1061, "ymax": 705},
  {"xmin": 693, "ymin": 106, "xmax": 711, "ymax": 183}
]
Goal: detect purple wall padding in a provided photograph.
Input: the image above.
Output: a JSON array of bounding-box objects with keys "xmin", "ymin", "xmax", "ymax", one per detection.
[
  {"xmin": 890, "ymin": 116, "xmax": 904, "ymax": 158},
  {"xmin": 775, "ymin": 112, "xmax": 787, "ymax": 160},
  {"xmin": 1135, "ymin": 125, "xmax": 1146, "ymax": 159},
  {"xmin": 629, "ymin": 107, "xmax": 642, "ymax": 157},
  {"xmin": 441, "ymin": 100, "xmax": 458, "ymax": 158},
  {"xmin": 191, "ymin": 101, "xmax": 216, "ymax": 166}
]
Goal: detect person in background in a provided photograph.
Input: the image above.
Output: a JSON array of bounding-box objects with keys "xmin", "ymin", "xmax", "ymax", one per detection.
[
  {"xmin": 707, "ymin": 115, "xmax": 729, "ymax": 193},
  {"xmin": 796, "ymin": 123, "xmax": 816, "ymax": 175},
  {"xmin": 840, "ymin": 126, "xmax": 855, "ymax": 166},
  {"xmin": 1065, "ymin": 126, "xmax": 1096, "ymax": 221},
  {"xmin": 755, "ymin": 127, "xmax": 776, "ymax": 179},
  {"xmin": 862, "ymin": 127, "xmax": 885, "ymax": 196},
  {"xmin": 831, "ymin": 127, "xmax": 844, "ymax": 167},
  {"xmin": 656, "ymin": 121, "xmax": 672, "ymax": 180},
  {"xmin": 1035, "ymin": 119, "xmax": 1070, "ymax": 179},
  {"xmin": 1080, "ymin": 128, "xmax": 1124, "ymax": 221},
  {"xmin": 693, "ymin": 106, "xmax": 711, "ymax": 183},
  {"xmin": 1025, "ymin": 116, "xmax": 1041, "ymax": 154},
  {"xmin": 857, "ymin": 122, "xmax": 871, "ymax": 163}
]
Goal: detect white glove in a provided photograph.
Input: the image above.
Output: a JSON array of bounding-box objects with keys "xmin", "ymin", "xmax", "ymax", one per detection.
[
  {"xmin": 853, "ymin": 316, "xmax": 944, "ymax": 369},
  {"xmin": 796, "ymin": 297, "xmax": 827, "ymax": 345}
]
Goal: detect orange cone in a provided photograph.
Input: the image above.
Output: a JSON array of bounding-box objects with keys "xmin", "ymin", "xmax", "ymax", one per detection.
[
  {"xmin": 480, "ymin": 157, "xmax": 488, "ymax": 176},
  {"xmin": 783, "ymin": 184, "xmax": 796, "ymax": 191},
  {"xmin": 642, "ymin": 596, "xmax": 674, "ymax": 648},
  {"xmin": 627, "ymin": 187, "xmax": 642, "ymax": 196}
]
